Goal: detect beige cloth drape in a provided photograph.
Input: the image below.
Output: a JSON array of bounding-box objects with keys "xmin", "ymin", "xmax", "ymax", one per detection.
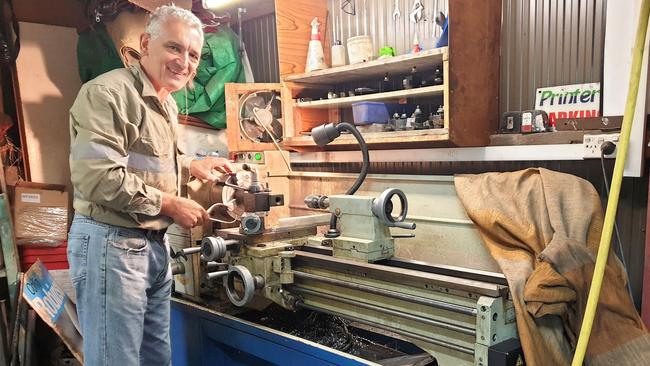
[{"xmin": 455, "ymin": 168, "xmax": 650, "ymax": 366}]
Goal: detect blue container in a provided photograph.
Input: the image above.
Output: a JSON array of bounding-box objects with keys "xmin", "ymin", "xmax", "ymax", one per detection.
[{"xmin": 352, "ymin": 102, "xmax": 390, "ymax": 125}]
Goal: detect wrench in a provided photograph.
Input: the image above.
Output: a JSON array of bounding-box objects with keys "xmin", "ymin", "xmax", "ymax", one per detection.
[
  {"xmin": 410, "ymin": 0, "xmax": 424, "ymax": 23},
  {"xmin": 393, "ymin": 0, "xmax": 400, "ymax": 21}
]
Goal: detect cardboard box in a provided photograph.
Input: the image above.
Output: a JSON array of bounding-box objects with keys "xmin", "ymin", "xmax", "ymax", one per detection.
[{"xmin": 13, "ymin": 182, "xmax": 69, "ymax": 245}]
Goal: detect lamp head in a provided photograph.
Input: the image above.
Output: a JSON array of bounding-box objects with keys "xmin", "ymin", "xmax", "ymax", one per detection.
[{"xmin": 311, "ymin": 123, "xmax": 341, "ymax": 147}]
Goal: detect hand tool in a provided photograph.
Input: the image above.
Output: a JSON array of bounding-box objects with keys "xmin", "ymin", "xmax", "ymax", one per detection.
[
  {"xmin": 410, "ymin": 0, "xmax": 424, "ymax": 23},
  {"xmin": 392, "ymin": 0, "xmax": 401, "ymax": 21}
]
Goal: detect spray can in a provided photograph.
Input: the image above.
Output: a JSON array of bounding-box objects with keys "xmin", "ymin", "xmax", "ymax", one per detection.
[{"xmin": 306, "ymin": 17, "xmax": 327, "ymax": 72}]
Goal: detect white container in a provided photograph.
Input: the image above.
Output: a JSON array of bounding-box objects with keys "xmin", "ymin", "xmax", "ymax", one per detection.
[
  {"xmin": 331, "ymin": 44, "xmax": 346, "ymax": 67},
  {"xmin": 347, "ymin": 35, "xmax": 373, "ymax": 64}
]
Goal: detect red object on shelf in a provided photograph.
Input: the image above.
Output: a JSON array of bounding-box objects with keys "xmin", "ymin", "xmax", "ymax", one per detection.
[{"xmin": 18, "ymin": 242, "xmax": 69, "ymax": 270}]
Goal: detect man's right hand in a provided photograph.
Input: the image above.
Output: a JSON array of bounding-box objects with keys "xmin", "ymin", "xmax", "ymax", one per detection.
[{"xmin": 160, "ymin": 194, "xmax": 210, "ymax": 229}]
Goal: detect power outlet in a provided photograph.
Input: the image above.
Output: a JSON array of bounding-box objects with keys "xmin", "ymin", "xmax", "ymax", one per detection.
[{"xmin": 583, "ymin": 133, "xmax": 620, "ymax": 159}]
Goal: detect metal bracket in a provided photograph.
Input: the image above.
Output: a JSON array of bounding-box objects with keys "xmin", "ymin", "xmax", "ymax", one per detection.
[{"xmin": 475, "ymin": 296, "xmax": 518, "ymax": 366}]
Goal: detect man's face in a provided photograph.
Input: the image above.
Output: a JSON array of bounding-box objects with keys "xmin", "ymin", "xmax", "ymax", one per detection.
[{"xmin": 139, "ymin": 18, "xmax": 202, "ymax": 93}]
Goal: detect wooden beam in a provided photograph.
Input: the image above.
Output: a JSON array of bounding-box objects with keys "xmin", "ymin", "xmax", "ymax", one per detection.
[
  {"xmin": 489, "ymin": 131, "xmax": 589, "ymax": 146},
  {"xmin": 448, "ymin": 0, "xmax": 501, "ymax": 146},
  {"xmin": 14, "ymin": 0, "xmax": 87, "ymax": 30}
]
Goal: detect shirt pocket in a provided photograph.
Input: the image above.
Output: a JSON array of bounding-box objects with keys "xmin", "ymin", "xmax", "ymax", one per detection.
[{"xmin": 139, "ymin": 137, "xmax": 170, "ymax": 158}]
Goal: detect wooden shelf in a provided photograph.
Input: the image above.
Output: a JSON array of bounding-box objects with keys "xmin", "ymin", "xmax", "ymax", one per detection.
[
  {"xmin": 294, "ymin": 85, "xmax": 445, "ymax": 109},
  {"xmin": 284, "ymin": 128, "xmax": 450, "ymax": 147},
  {"xmin": 285, "ymin": 47, "xmax": 448, "ymax": 85}
]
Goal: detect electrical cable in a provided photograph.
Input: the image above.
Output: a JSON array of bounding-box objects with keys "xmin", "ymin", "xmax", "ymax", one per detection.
[
  {"xmin": 252, "ymin": 106, "xmax": 292, "ymax": 172},
  {"xmin": 326, "ymin": 122, "xmax": 370, "ymax": 236},
  {"xmin": 338, "ymin": 123, "xmax": 370, "ymax": 195},
  {"xmin": 599, "ymin": 146, "xmax": 634, "ymax": 300}
]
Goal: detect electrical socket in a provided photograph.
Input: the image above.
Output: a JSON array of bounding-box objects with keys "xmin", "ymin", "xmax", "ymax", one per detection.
[{"xmin": 582, "ymin": 133, "xmax": 620, "ymax": 159}]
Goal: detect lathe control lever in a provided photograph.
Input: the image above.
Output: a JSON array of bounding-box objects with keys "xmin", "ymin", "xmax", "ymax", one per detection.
[{"xmin": 371, "ymin": 188, "xmax": 416, "ymax": 230}]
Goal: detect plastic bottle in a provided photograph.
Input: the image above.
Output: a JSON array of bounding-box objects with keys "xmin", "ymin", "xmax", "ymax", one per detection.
[
  {"xmin": 331, "ymin": 40, "xmax": 346, "ymax": 67},
  {"xmin": 306, "ymin": 18, "xmax": 327, "ymax": 72}
]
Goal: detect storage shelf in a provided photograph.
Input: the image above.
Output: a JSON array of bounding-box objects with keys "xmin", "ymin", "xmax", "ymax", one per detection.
[
  {"xmin": 285, "ymin": 47, "xmax": 448, "ymax": 85},
  {"xmin": 294, "ymin": 85, "xmax": 445, "ymax": 109},
  {"xmin": 285, "ymin": 128, "xmax": 449, "ymax": 147},
  {"xmin": 290, "ymin": 144, "xmax": 586, "ymax": 162}
]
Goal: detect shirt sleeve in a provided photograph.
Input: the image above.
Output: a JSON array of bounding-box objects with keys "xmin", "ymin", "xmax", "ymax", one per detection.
[{"xmin": 69, "ymin": 84, "xmax": 163, "ymax": 216}]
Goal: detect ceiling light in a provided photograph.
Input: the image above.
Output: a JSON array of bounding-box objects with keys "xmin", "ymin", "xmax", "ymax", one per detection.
[{"xmin": 202, "ymin": 0, "xmax": 236, "ymax": 10}]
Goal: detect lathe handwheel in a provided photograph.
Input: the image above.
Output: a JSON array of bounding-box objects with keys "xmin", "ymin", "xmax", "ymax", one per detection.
[
  {"xmin": 372, "ymin": 188, "xmax": 407, "ymax": 224},
  {"xmin": 371, "ymin": 188, "xmax": 416, "ymax": 230},
  {"xmin": 224, "ymin": 265, "xmax": 255, "ymax": 307}
]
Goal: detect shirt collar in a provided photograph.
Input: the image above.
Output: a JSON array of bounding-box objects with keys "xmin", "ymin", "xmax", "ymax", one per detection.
[{"xmin": 130, "ymin": 62, "xmax": 159, "ymax": 99}]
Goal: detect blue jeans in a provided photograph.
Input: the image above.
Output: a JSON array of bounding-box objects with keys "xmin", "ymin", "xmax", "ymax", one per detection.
[{"xmin": 67, "ymin": 214, "xmax": 172, "ymax": 366}]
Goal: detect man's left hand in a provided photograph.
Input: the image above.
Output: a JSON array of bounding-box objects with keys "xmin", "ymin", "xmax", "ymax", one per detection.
[{"xmin": 190, "ymin": 156, "xmax": 234, "ymax": 181}]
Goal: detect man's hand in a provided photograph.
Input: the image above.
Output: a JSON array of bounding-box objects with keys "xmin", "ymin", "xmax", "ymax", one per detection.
[
  {"xmin": 190, "ymin": 156, "xmax": 234, "ymax": 181},
  {"xmin": 160, "ymin": 193, "xmax": 210, "ymax": 229}
]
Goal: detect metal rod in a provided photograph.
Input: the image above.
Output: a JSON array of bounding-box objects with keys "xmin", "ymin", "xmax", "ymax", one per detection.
[
  {"xmin": 297, "ymin": 302, "xmax": 475, "ymax": 355},
  {"xmin": 391, "ymin": 234, "xmax": 416, "ymax": 239},
  {"xmin": 207, "ymin": 270, "xmax": 228, "ymax": 281},
  {"xmin": 181, "ymin": 247, "xmax": 201, "ymax": 255},
  {"xmin": 205, "ymin": 261, "xmax": 228, "ymax": 271},
  {"xmin": 290, "ymin": 286, "xmax": 476, "ymax": 336},
  {"xmin": 295, "ymin": 251, "xmax": 503, "ymax": 297},
  {"xmin": 379, "ymin": 258, "xmax": 508, "ymax": 286},
  {"xmin": 293, "ymin": 271, "xmax": 477, "ymax": 315}
]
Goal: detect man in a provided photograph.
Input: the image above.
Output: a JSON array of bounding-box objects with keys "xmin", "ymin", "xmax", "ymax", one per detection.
[{"xmin": 67, "ymin": 5, "xmax": 230, "ymax": 365}]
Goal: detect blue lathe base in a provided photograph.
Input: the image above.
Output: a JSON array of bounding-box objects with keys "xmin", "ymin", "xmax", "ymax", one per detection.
[{"xmin": 171, "ymin": 298, "xmax": 373, "ymax": 365}]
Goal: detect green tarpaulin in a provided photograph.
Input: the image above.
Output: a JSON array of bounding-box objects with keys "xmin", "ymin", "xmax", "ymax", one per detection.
[{"xmin": 77, "ymin": 26, "xmax": 244, "ymax": 129}]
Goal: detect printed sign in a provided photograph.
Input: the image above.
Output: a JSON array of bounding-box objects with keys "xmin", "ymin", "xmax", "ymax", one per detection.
[
  {"xmin": 23, "ymin": 260, "xmax": 84, "ymax": 363},
  {"xmin": 535, "ymin": 82, "xmax": 600, "ymax": 127},
  {"xmin": 20, "ymin": 193, "xmax": 41, "ymax": 203}
]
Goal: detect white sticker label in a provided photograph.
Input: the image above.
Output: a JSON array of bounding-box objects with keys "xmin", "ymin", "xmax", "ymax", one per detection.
[
  {"xmin": 534, "ymin": 114, "xmax": 545, "ymax": 131},
  {"xmin": 521, "ymin": 112, "xmax": 532, "ymax": 133},
  {"xmin": 21, "ymin": 193, "xmax": 41, "ymax": 203}
]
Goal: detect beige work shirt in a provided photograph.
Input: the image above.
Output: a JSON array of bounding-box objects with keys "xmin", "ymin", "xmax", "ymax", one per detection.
[{"xmin": 69, "ymin": 64, "xmax": 193, "ymax": 230}]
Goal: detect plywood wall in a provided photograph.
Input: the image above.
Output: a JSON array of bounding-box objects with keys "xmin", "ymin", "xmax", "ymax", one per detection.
[
  {"xmin": 15, "ymin": 22, "xmax": 81, "ymax": 190},
  {"xmin": 275, "ymin": 0, "xmax": 330, "ymax": 77}
]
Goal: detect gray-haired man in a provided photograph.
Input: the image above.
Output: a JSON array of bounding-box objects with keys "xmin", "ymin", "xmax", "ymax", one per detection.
[{"xmin": 68, "ymin": 5, "xmax": 230, "ymax": 365}]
